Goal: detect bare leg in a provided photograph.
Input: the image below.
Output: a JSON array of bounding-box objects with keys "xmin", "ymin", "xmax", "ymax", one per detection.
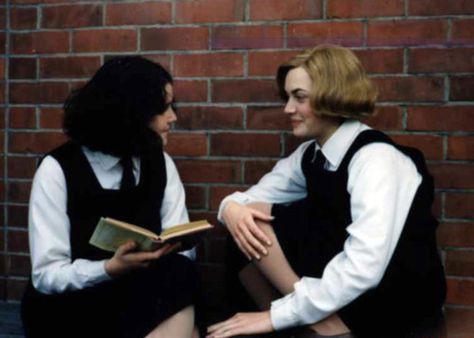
[
  {"xmin": 239, "ymin": 263, "xmax": 280, "ymax": 310},
  {"xmin": 246, "ymin": 203, "xmax": 350, "ymax": 336},
  {"xmin": 145, "ymin": 305, "xmax": 195, "ymax": 338}
]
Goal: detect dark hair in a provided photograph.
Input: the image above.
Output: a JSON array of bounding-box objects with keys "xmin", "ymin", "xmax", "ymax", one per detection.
[{"xmin": 63, "ymin": 56, "xmax": 173, "ymax": 157}]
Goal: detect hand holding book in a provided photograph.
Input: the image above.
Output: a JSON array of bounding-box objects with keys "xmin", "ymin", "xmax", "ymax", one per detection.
[{"xmin": 90, "ymin": 217, "xmax": 214, "ymax": 252}]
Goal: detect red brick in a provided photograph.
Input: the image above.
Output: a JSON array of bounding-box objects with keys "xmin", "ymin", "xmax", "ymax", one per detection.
[
  {"xmin": 7, "ymin": 255, "xmax": 31, "ymax": 277},
  {"xmin": 173, "ymin": 80, "xmax": 207, "ymax": 102},
  {"xmin": 445, "ymin": 251, "xmax": 474, "ymax": 277},
  {"xmin": 10, "ymin": 82, "xmax": 69, "ymax": 104},
  {"xmin": 438, "ymin": 222, "xmax": 474, "ymax": 247},
  {"xmin": 174, "ymin": 53, "xmax": 244, "ymax": 77},
  {"xmin": 451, "ymin": 19, "xmax": 474, "ymax": 45},
  {"xmin": 165, "ymin": 133, "xmax": 208, "ymax": 157},
  {"xmin": 11, "ymin": 31, "xmax": 69, "ymax": 54},
  {"xmin": 39, "ymin": 107, "xmax": 63, "ymax": 129},
  {"xmin": 212, "ymin": 79, "xmax": 279, "ymax": 103},
  {"xmin": 374, "ymin": 76, "xmax": 444, "ymax": 102},
  {"xmin": 8, "ymin": 205, "xmax": 29, "ymax": 228},
  {"xmin": 407, "ymin": 106, "xmax": 474, "ymax": 131},
  {"xmin": 0, "ymin": 33, "xmax": 5, "ymax": 54},
  {"xmin": 328, "ymin": 0, "xmax": 404, "ymax": 18},
  {"xmin": 7, "ymin": 230, "xmax": 29, "ymax": 252},
  {"xmin": 6, "ymin": 279, "xmax": 28, "ymax": 302},
  {"xmin": 176, "ymin": 0, "xmax": 245, "ymax": 23},
  {"xmin": 244, "ymin": 160, "xmax": 277, "ymax": 184},
  {"xmin": 142, "ymin": 27, "xmax": 208, "ymax": 51},
  {"xmin": 365, "ymin": 106, "xmax": 403, "ymax": 131},
  {"xmin": 448, "ymin": 136, "xmax": 474, "ymax": 160},
  {"xmin": 250, "ymin": 0, "xmax": 322, "ymax": 20},
  {"xmin": 106, "ymin": 1, "xmax": 171, "ymax": 25},
  {"xmin": 42, "ymin": 4, "xmax": 102, "ymax": 28},
  {"xmin": 248, "ymin": 50, "xmax": 301, "ymax": 76},
  {"xmin": 73, "ymin": 29, "xmax": 137, "ymax": 52},
  {"xmin": 0, "ymin": 83, "xmax": 4, "ymax": 103},
  {"xmin": 409, "ymin": 0, "xmax": 474, "ymax": 15},
  {"xmin": 288, "ymin": 22, "xmax": 364, "ymax": 48},
  {"xmin": 451, "ymin": 76, "xmax": 474, "ymax": 101},
  {"xmin": 284, "ymin": 133, "xmax": 311, "ymax": 156},
  {"xmin": 8, "ymin": 157, "xmax": 37, "ymax": 179},
  {"xmin": 9, "ymin": 107, "xmax": 36, "ymax": 129},
  {"xmin": 409, "ymin": 48, "xmax": 474, "ymax": 73},
  {"xmin": 0, "ymin": 58, "xmax": 4, "ymax": 79},
  {"xmin": 445, "ymin": 308, "xmax": 474, "ymax": 337},
  {"xmin": 367, "ymin": 20, "xmax": 447, "ymax": 47},
  {"xmin": 446, "ymin": 193, "xmax": 474, "ymax": 219},
  {"xmin": 175, "ymin": 160, "xmax": 241, "ymax": 183},
  {"xmin": 184, "ymin": 185, "xmax": 206, "ymax": 210},
  {"xmin": 0, "ymin": 108, "xmax": 4, "ymax": 129},
  {"xmin": 429, "ymin": 164, "xmax": 474, "ymax": 189},
  {"xmin": 9, "ymin": 132, "xmax": 66, "ymax": 153},
  {"xmin": 212, "ymin": 25, "xmax": 283, "ymax": 50},
  {"xmin": 247, "ymin": 106, "xmax": 289, "ymax": 130},
  {"xmin": 390, "ymin": 134, "xmax": 443, "ymax": 160},
  {"xmin": 142, "ymin": 55, "xmax": 171, "ymax": 72},
  {"xmin": 9, "ymin": 57, "xmax": 36, "ymax": 79},
  {"xmin": 11, "ymin": 7, "xmax": 37, "ymax": 29},
  {"xmin": 446, "ymin": 278, "xmax": 474, "ymax": 305},
  {"xmin": 354, "ymin": 49, "xmax": 404, "ymax": 74},
  {"xmin": 0, "ymin": 131, "xmax": 4, "ymax": 153},
  {"xmin": 211, "ymin": 133, "xmax": 280, "ymax": 156},
  {"xmin": 0, "ymin": 8, "xmax": 4, "ymax": 30},
  {"xmin": 175, "ymin": 106, "xmax": 243, "ymax": 130},
  {"xmin": 432, "ymin": 191, "xmax": 443, "ymax": 217},
  {"xmin": 210, "ymin": 185, "xmax": 247, "ymax": 211},
  {"xmin": 40, "ymin": 56, "xmax": 100, "ymax": 79}
]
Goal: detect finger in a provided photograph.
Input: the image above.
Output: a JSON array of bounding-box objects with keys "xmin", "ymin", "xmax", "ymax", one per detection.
[
  {"xmin": 207, "ymin": 316, "xmax": 239, "ymax": 334},
  {"xmin": 236, "ymin": 231, "xmax": 261, "ymax": 260},
  {"xmin": 116, "ymin": 241, "xmax": 136, "ymax": 256},
  {"xmin": 249, "ymin": 208, "xmax": 274, "ymax": 222},
  {"xmin": 247, "ymin": 216, "xmax": 272, "ymax": 246},
  {"xmin": 240, "ymin": 226, "xmax": 267, "ymax": 258},
  {"xmin": 233, "ymin": 236, "xmax": 252, "ymax": 261}
]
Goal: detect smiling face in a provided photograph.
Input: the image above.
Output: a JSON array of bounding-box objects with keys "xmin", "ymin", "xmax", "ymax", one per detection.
[
  {"xmin": 149, "ymin": 83, "xmax": 176, "ymax": 146},
  {"xmin": 283, "ymin": 67, "xmax": 340, "ymax": 145}
]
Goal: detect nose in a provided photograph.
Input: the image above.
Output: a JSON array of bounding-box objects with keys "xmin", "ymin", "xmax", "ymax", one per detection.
[
  {"xmin": 168, "ymin": 107, "xmax": 177, "ymax": 123},
  {"xmin": 284, "ymin": 99, "xmax": 296, "ymax": 114}
]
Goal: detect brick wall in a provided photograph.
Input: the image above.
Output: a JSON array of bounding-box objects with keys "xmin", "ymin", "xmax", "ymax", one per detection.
[{"xmin": 1, "ymin": 0, "xmax": 473, "ymax": 331}]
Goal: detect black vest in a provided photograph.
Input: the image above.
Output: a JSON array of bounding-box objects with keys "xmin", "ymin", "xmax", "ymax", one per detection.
[
  {"xmin": 49, "ymin": 141, "xmax": 167, "ymax": 261},
  {"xmin": 302, "ymin": 130, "xmax": 446, "ymax": 336}
]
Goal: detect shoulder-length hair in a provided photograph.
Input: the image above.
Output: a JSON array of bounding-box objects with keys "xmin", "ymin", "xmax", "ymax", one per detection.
[
  {"xmin": 276, "ymin": 45, "xmax": 378, "ymax": 119},
  {"xmin": 63, "ymin": 56, "xmax": 173, "ymax": 157}
]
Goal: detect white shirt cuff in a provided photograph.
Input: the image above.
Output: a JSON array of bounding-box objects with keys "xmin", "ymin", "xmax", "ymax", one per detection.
[
  {"xmin": 270, "ymin": 293, "xmax": 301, "ymax": 331},
  {"xmin": 217, "ymin": 192, "xmax": 255, "ymax": 223}
]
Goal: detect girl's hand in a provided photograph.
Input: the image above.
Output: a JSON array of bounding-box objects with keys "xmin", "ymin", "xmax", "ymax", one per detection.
[
  {"xmin": 105, "ymin": 241, "xmax": 179, "ymax": 278},
  {"xmin": 207, "ymin": 311, "xmax": 274, "ymax": 338},
  {"xmin": 222, "ymin": 201, "xmax": 274, "ymax": 260}
]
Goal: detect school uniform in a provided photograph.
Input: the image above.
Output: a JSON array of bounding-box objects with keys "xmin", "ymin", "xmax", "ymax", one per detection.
[
  {"xmin": 22, "ymin": 142, "xmax": 202, "ymax": 338},
  {"xmin": 220, "ymin": 120, "xmax": 446, "ymax": 337}
]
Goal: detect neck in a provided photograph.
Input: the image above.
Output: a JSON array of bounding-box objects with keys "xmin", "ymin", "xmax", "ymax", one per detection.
[{"xmin": 315, "ymin": 117, "xmax": 344, "ymax": 147}]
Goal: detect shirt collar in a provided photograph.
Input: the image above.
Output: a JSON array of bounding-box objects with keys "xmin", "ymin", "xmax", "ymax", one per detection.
[
  {"xmin": 82, "ymin": 146, "xmax": 139, "ymax": 172},
  {"xmin": 315, "ymin": 119, "xmax": 365, "ymax": 169}
]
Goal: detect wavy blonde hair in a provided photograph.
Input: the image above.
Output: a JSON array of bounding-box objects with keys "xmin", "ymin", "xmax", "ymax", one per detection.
[{"xmin": 276, "ymin": 45, "xmax": 378, "ymax": 118}]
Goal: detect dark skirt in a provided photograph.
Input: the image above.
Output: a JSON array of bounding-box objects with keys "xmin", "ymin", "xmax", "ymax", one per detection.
[
  {"xmin": 22, "ymin": 253, "xmax": 204, "ymax": 338},
  {"xmin": 226, "ymin": 200, "xmax": 445, "ymax": 338}
]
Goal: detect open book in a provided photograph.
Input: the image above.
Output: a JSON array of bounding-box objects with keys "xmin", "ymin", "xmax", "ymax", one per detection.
[{"xmin": 89, "ymin": 217, "xmax": 213, "ymax": 252}]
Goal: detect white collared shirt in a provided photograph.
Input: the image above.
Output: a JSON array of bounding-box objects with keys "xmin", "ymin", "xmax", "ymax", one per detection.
[
  {"xmin": 29, "ymin": 147, "xmax": 193, "ymax": 295},
  {"xmin": 218, "ymin": 120, "xmax": 422, "ymax": 330}
]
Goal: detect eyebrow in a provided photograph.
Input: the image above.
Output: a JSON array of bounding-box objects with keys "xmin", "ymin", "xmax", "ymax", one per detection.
[{"xmin": 289, "ymin": 88, "xmax": 308, "ymax": 95}]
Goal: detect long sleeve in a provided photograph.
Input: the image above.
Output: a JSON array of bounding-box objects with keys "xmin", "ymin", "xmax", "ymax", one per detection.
[
  {"xmin": 161, "ymin": 152, "xmax": 195, "ymax": 259},
  {"xmin": 217, "ymin": 141, "xmax": 313, "ymax": 222},
  {"xmin": 270, "ymin": 143, "xmax": 422, "ymax": 330},
  {"xmin": 29, "ymin": 156, "xmax": 111, "ymax": 295}
]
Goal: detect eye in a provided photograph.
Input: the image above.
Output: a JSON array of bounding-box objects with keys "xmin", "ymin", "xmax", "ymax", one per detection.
[{"xmin": 294, "ymin": 94, "xmax": 308, "ymax": 103}]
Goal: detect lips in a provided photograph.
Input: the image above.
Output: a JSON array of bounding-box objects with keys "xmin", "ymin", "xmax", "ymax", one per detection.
[{"xmin": 291, "ymin": 120, "xmax": 302, "ymax": 127}]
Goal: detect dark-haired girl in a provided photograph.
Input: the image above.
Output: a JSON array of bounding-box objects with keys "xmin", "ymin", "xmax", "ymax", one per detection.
[
  {"xmin": 208, "ymin": 46, "xmax": 446, "ymax": 338},
  {"xmin": 22, "ymin": 56, "xmax": 202, "ymax": 338}
]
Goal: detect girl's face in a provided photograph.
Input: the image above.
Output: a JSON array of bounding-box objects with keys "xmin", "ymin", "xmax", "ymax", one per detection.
[
  {"xmin": 283, "ymin": 67, "xmax": 339, "ymax": 144},
  {"xmin": 149, "ymin": 83, "xmax": 177, "ymax": 146}
]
